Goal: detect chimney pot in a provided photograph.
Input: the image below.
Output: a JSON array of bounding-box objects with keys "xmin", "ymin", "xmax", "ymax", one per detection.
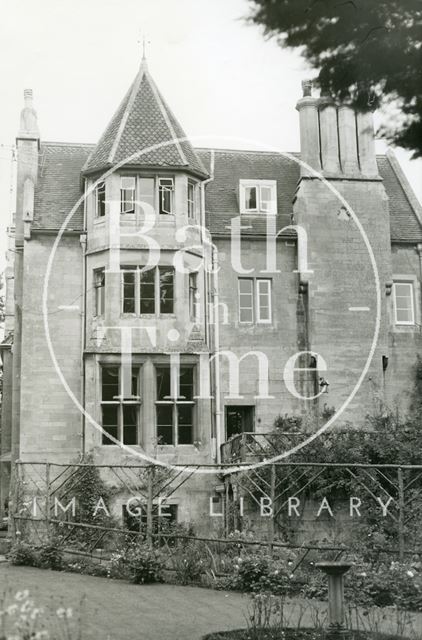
[{"xmin": 302, "ymin": 79, "xmax": 313, "ymax": 97}]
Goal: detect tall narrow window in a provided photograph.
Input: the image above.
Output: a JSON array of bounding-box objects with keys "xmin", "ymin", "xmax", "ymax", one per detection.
[
  {"xmin": 140, "ymin": 267, "xmax": 155, "ymax": 314},
  {"xmin": 187, "ymin": 181, "xmax": 196, "ymax": 218},
  {"xmin": 156, "ymin": 364, "xmax": 195, "ymax": 445},
  {"xmin": 238, "ymin": 278, "xmax": 254, "ymax": 323},
  {"xmin": 101, "ymin": 365, "xmax": 140, "ymax": 445},
  {"xmin": 159, "ymin": 267, "xmax": 174, "ymax": 314},
  {"xmin": 393, "ymin": 282, "xmax": 415, "ymax": 325},
  {"xmin": 94, "ymin": 269, "xmax": 105, "ymax": 317},
  {"xmin": 189, "ymin": 272, "xmax": 199, "ymax": 322},
  {"xmin": 122, "ymin": 267, "xmax": 136, "ymax": 314},
  {"xmin": 96, "ymin": 181, "xmax": 106, "ymax": 217},
  {"xmin": 256, "ymin": 279, "xmax": 272, "ymax": 323},
  {"xmin": 244, "ymin": 186, "xmax": 257, "ymax": 211},
  {"xmin": 120, "ymin": 176, "xmax": 136, "ymax": 214},
  {"xmin": 159, "ymin": 178, "xmax": 174, "ymax": 214}
]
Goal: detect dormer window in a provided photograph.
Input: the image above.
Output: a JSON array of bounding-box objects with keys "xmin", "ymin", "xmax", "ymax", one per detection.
[
  {"xmin": 95, "ymin": 181, "xmax": 106, "ymax": 217},
  {"xmin": 239, "ymin": 180, "xmax": 277, "ymax": 214},
  {"xmin": 159, "ymin": 178, "xmax": 174, "ymax": 215},
  {"xmin": 120, "ymin": 176, "xmax": 136, "ymax": 214}
]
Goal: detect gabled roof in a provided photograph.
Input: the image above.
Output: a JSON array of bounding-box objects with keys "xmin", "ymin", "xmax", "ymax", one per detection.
[{"xmin": 83, "ymin": 61, "xmax": 207, "ymax": 178}]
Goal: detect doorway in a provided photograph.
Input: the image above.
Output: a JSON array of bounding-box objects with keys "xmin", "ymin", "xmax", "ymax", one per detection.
[{"xmin": 225, "ymin": 406, "xmax": 255, "ymax": 440}]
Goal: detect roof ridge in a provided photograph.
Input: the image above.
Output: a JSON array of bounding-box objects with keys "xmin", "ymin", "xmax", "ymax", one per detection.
[
  {"xmin": 108, "ymin": 63, "xmax": 147, "ymax": 164},
  {"xmin": 386, "ymin": 149, "xmax": 422, "ymax": 226},
  {"xmin": 42, "ymin": 141, "xmax": 96, "ymax": 148},
  {"xmin": 146, "ymin": 70, "xmax": 188, "ymax": 166},
  {"xmin": 195, "ymin": 147, "xmax": 301, "ymax": 156}
]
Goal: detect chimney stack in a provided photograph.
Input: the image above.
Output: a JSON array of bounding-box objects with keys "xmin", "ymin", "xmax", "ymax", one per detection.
[
  {"xmin": 296, "ymin": 80, "xmax": 321, "ymax": 175},
  {"xmin": 296, "ymin": 82, "xmax": 379, "ymax": 178}
]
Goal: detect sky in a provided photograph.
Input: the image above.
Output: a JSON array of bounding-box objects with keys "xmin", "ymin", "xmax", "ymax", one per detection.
[{"xmin": 0, "ymin": 0, "xmax": 421, "ymax": 273}]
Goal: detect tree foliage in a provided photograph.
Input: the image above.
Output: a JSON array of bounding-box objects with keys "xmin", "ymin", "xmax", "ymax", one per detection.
[{"xmin": 248, "ymin": 0, "xmax": 422, "ymax": 157}]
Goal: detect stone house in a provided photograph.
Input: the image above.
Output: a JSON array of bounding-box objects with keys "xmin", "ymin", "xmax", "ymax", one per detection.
[{"xmin": 1, "ymin": 58, "xmax": 422, "ymax": 528}]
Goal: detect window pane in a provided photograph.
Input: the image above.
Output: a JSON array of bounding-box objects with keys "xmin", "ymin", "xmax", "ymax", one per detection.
[
  {"xmin": 102, "ymin": 405, "xmax": 118, "ymax": 445},
  {"xmin": 178, "ymin": 405, "xmax": 193, "ymax": 444},
  {"xmin": 96, "ymin": 182, "xmax": 106, "ymax": 217},
  {"xmin": 157, "ymin": 405, "xmax": 173, "ymax": 445},
  {"xmin": 159, "ymin": 178, "xmax": 174, "ymax": 215},
  {"xmin": 239, "ymin": 279, "xmax": 253, "ymax": 323},
  {"xmin": 188, "ymin": 182, "xmax": 195, "ymax": 217},
  {"xmin": 123, "ymin": 405, "xmax": 138, "ymax": 445},
  {"xmin": 260, "ymin": 185, "xmax": 274, "ymax": 212},
  {"xmin": 257, "ymin": 280, "xmax": 271, "ymax": 322},
  {"xmin": 102, "ymin": 367, "xmax": 119, "ymax": 401},
  {"xmin": 94, "ymin": 269, "xmax": 105, "ymax": 316},
  {"xmin": 159, "ymin": 267, "xmax": 174, "ymax": 314},
  {"xmin": 139, "ymin": 178, "xmax": 155, "ymax": 214},
  {"xmin": 123, "ymin": 271, "xmax": 136, "ymax": 313},
  {"xmin": 120, "ymin": 176, "xmax": 136, "ymax": 214},
  {"xmin": 179, "ymin": 367, "xmax": 194, "ymax": 400},
  {"xmin": 121, "ymin": 365, "xmax": 139, "ymax": 398},
  {"xmin": 140, "ymin": 267, "xmax": 155, "ymax": 314},
  {"xmin": 156, "ymin": 367, "xmax": 171, "ymax": 400},
  {"xmin": 394, "ymin": 283, "xmax": 413, "ymax": 323},
  {"xmin": 245, "ymin": 186, "xmax": 257, "ymax": 210},
  {"xmin": 189, "ymin": 272, "xmax": 198, "ymax": 321}
]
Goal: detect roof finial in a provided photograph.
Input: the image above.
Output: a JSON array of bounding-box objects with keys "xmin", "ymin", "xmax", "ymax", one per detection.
[{"xmin": 138, "ymin": 32, "xmax": 150, "ymax": 68}]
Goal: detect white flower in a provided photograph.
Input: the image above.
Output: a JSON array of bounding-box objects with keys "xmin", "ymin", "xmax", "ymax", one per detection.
[
  {"xmin": 15, "ymin": 590, "xmax": 29, "ymax": 601},
  {"xmin": 407, "ymin": 570, "xmax": 414, "ymax": 578},
  {"xmin": 56, "ymin": 607, "xmax": 66, "ymax": 618},
  {"xmin": 30, "ymin": 608, "xmax": 41, "ymax": 620},
  {"xmin": 6, "ymin": 604, "xmax": 18, "ymax": 615},
  {"xmin": 20, "ymin": 600, "xmax": 34, "ymax": 613},
  {"xmin": 34, "ymin": 632, "xmax": 49, "ymax": 640}
]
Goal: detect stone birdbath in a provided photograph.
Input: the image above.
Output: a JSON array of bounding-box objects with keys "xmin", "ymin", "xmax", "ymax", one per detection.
[{"xmin": 316, "ymin": 561, "xmax": 353, "ymax": 634}]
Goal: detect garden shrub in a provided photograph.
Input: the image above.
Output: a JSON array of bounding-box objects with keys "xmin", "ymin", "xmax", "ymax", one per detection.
[
  {"xmin": 8, "ymin": 541, "xmax": 37, "ymax": 567},
  {"xmin": 230, "ymin": 555, "xmax": 290, "ymax": 594},
  {"xmin": 171, "ymin": 541, "xmax": 207, "ymax": 585},
  {"xmin": 125, "ymin": 544, "xmax": 163, "ymax": 584},
  {"xmin": 38, "ymin": 542, "xmax": 64, "ymax": 570}
]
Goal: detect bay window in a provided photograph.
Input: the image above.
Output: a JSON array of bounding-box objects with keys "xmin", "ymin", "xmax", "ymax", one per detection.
[{"xmin": 122, "ymin": 266, "xmax": 174, "ymax": 315}]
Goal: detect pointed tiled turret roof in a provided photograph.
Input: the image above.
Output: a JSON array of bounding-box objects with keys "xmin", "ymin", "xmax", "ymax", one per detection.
[{"xmin": 83, "ymin": 59, "xmax": 208, "ymax": 177}]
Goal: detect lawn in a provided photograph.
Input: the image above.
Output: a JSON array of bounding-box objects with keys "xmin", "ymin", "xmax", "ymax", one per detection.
[{"xmin": 0, "ymin": 564, "xmax": 246, "ymax": 640}]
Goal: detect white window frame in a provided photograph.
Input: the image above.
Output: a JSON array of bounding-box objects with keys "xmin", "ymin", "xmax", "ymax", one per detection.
[
  {"xmin": 187, "ymin": 180, "xmax": 197, "ymax": 219},
  {"xmin": 95, "ymin": 181, "xmax": 106, "ymax": 218},
  {"xmin": 94, "ymin": 268, "xmax": 105, "ymax": 317},
  {"xmin": 256, "ymin": 279, "xmax": 272, "ymax": 324},
  {"xmin": 239, "ymin": 180, "xmax": 277, "ymax": 215},
  {"xmin": 120, "ymin": 176, "xmax": 136, "ymax": 214},
  {"xmin": 238, "ymin": 278, "xmax": 272, "ymax": 324},
  {"xmin": 393, "ymin": 281, "xmax": 415, "ymax": 326},
  {"xmin": 158, "ymin": 177, "xmax": 175, "ymax": 215},
  {"xmin": 238, "ymin": 278, "xmax": 254, "ymax": 323}
]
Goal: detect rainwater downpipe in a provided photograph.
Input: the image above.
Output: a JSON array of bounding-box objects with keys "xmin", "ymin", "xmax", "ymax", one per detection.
[
  {"xmin": 199, "ymin": 152, "xmax": 219, "ymax": 459},
  {"xmin": 79, "ymin": 179, "xmax": 88, "ymax": 459}
]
